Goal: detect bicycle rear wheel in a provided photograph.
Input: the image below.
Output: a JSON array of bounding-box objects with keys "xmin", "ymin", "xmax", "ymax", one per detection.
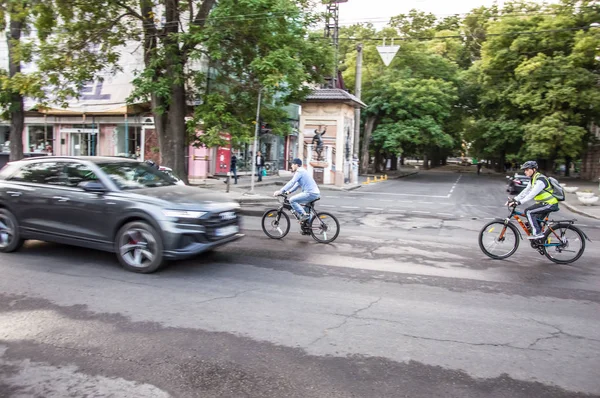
[
  {"xmin": 309, "ymin": 212, "xmax": 340, "ymax": 243},
  {"xmin": 261, "ymin": 209, "xmax": 290, "ymax": 239},
  {"xmin": 479, "ymin": 221, "xmax": 520, "ymax": 259},
  {"xmin": 543, "ymin": 223, "xmax": 585, "ymax": 264}
]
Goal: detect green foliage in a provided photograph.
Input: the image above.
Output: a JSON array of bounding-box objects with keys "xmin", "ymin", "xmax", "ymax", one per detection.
[
  {"xmin": 0, "ymin": 0, "xmax": 130, "ymax": 115},
  {"xmin": 337, "ymin": 0, "xmax": 600, "ymax": 170},
  {"xmin": 471, "ymin": 0, "xmax": 600, "ymax": 162},
  {"xmin": 339, "ymin": 15, "xmax": 463, "ymax": 160},
  {"xmin": 370, "ymin": 74, "xmax": 458, "ymax": 154},
  {"xmin": 185, "ymin": 0, "xmax": 333, "ymax": 148}
]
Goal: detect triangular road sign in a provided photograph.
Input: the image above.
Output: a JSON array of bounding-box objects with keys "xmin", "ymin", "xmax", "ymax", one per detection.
[{"xmin": 376, "ymin": 45, "xmax": 400, "ymax": 67}]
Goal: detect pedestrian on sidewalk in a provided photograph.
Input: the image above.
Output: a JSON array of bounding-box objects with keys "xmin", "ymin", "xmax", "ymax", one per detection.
[
  {"xmin": 231, "ymin": 154, "xmax": 238, "ymax": 184},
  {"xmin": 256, "ymin": 151, "xmax": 265, "ymax": 182}
]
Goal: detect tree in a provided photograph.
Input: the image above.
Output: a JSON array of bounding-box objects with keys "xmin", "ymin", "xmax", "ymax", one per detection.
[
  {"xmin": 0, "ymin": 0, "xmax": 132, "ymax": 161},
  {"xmin": 188, "ymin": 0, "xmax": 332, "ymax": 149},
  {"xmin": 339, "ymin": 11, "xmax": 464, "ymax": 172},
  {"xmin": 370, "ymin": 72, "xmax": 458, "ymax": 169},
  {"xmin": 125, "ymin": 0, "xmax": 218, "ymax": 183},
  {"xmin": 471, "ymin": 0, "xmax": 600, "ymax": 170}
]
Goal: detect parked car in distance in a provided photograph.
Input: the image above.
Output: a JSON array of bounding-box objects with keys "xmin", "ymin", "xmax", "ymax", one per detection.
[
  {"xmin": 506, "ymin": 173, "xmax": 530, "ymax": 194},
  {"xmin": 0, "ymin": 156, "xmax": 243, "ymax": 273}
]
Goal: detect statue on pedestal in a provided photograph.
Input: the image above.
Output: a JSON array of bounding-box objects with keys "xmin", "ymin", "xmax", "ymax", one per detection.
[{"xmin": 311, "ymin": 127, "xmax": 326, "ymax": 161}]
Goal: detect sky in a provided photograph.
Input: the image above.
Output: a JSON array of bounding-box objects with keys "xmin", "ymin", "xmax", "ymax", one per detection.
[{"xmin": 335, "ymin": 0, "xmax": 531, "ymax": 27}]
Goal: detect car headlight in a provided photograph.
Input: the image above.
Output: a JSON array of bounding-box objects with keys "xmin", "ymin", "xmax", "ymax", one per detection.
[{"xmin": 162, "ymin": 210, "xmax": 207, "ymax": 219}]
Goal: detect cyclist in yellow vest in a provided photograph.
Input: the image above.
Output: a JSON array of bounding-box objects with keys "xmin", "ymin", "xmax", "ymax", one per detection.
[{"xmin": 506, "ymin": 160, "xmax": 559, "ymax": 240}]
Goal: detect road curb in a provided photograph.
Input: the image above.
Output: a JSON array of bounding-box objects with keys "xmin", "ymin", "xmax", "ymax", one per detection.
[
  {"xmin": 240, "ymin": 207, "xmax": 271, "ymax": 217},
  {"xmin": 391, "ymin": 171, "xmax": 419, "ymax": 179},
  {"xmin": 563, "ymin": 202, "xmax": 600, "ymax": 220},
  {"xmin": 320, "ymin": 184, "xmax": 363, "ymax": 192}
]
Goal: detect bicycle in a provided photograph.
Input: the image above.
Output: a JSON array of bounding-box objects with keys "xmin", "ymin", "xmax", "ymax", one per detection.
[
  {"xmin": 479, "ymin": 202, "xmax": 591, "ymax": 264},
  {"xmin": 261, "ymin": 192, "xmax": 340, "ymax": 243}
]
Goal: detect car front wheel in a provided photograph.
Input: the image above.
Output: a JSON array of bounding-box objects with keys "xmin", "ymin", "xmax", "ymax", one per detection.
[
  {"xmin": 115, "ymin": 221, "xmax": 164, "ymax": 273},
  {"xmin": 0, "ymin": 208, "xmax": 24, "ymax": 253}
]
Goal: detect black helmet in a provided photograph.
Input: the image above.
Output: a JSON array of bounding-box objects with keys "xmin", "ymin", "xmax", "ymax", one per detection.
[{"xmin": 521, "ymin": 160, "xmax": 538, "ymax": 170}]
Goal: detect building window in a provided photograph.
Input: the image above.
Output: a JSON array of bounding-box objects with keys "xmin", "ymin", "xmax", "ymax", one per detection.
[
  {"xmin": 115, "ymin": 125, "xmax": 141, "ymax": 158},
  {"xmin": 28, "ymin": 125, "xmax": 54, "ymax": 153},
  {"xmin": 0, "ymin": 125, "xmax": 9, "ymax": 152}
]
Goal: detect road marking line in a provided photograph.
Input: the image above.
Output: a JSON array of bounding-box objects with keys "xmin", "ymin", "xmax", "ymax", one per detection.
[
  {"xmin": 366, "ymin": 207, "xmax": 384, "ymax": 211},
  {"xmin": 412, "ymin": 211, "xmax": 430, "ymax": 214},
  {"xmin": 342, "ymin": 206, "xmax": 360, "ymax": 209},
  {"xmin": 448, "ymin": 175, "xmax": 462, "ymax": 198},
  {"xmin": 389, "ymin": 209, "xmax": 406, "ymax": 212},
  {"xmin": 421, "ymin": 201, "xmax": 433, "ymax": 204},
  {"xmin": 437, "ymin": 213, "xmax": 454, "ymax": 216},
  {"xmin": 321, "ymin": 204, "xmax": 335, "ymax": 207},
  {"xmin": 379, "ymin": 199, "xmax": 394, "ymax": 202},
  {"xmin": 353, "ymin": 192, "xmax": 451, "ymax": 198}
]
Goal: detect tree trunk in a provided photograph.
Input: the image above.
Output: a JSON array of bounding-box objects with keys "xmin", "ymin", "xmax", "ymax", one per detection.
[
  {"xmin": 565, "ymin": 156, "xmax": 571, "ymax": 177},
  {"xmin": 375, "ymin": 150, "xmax": 385, "ymax": 173},
  {"xmin": 360, "ymin": 115, "xmax": 376, "ymax": 174},
  {"xmin": 151, "ymin": 94, "xmax": 168, "ymax": 162},
  {"xmin": 7, "ymin": 15, "xmax": 24, "ymax": 161},
  {"xmin": 422, "ymin": 153, "xmax": 429, "ymax": 170},
  {"xmin": 390, "ymin": 154, "xmax": 398, "ymax": 171},
  {"xmin": 141, "ymin": 0, "xmax": 167, "ymax": 163},
  {"xmin": 167, "ymin": 83, "xmax": 188, "ymax": 183}
]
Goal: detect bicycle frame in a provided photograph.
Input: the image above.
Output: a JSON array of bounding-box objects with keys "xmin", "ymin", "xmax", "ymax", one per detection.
[
  {"xmin": 497, "ymin": 206, "xmax": 590, "ymax": 248},
  {"xmin": 275, "ymin": 194, "xmax": 320, "ymax": 232}
]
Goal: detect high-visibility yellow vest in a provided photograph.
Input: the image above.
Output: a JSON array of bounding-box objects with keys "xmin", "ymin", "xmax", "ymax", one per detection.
[{"xmin": 532, "ymin": 172, "xmax": 558, "ymax": 205}]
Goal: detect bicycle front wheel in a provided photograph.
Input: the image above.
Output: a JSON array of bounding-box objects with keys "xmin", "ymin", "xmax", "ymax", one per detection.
[
  {"xmin": 543, "ymin": 223, "xmax": 586, "ymax": 264},
  {"xmin": 309, "ymin": 212, "xmax": 340, "ymax": 243},
  {"xmin": 479, "ymin": 221, "xmax": 520, "ymax": 259},
  {"xmin": 261, "ymin": 209, "xmax": 290, "ymax": 239}
]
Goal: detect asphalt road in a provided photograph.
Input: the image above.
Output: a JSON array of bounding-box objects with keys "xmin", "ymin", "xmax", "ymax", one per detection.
[{"xmin": 1, "ymin": 171, "xmax": 599, "ymax": 397}]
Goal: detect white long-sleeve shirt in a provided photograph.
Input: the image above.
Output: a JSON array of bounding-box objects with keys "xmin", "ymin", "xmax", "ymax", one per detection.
[{"xmin": 515, "ymin": 177, "xmax": 548, "ymax": 204}]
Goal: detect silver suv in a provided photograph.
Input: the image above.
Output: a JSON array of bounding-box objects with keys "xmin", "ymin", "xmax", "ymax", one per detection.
[{"xmin": 0, "ymin": 156, "xmax": 243, "ymax": 273}]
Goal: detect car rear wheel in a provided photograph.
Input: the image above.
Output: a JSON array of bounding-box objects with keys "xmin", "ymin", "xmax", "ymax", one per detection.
[
  {"xmin": 0, "ymin": 208, "xmax": 24, "ymax": 253},
  {"xmin": 115, "ymin": 221, "xmax": 164, "ymax": 273}
]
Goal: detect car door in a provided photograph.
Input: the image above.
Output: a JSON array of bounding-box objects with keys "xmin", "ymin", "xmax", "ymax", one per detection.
[
  {"xmin": 3, "ymin": 160, "xmax": 68, "ymax": 235},
  {"xmin": 60, "ymin": 161, "xmax": 117, "ymax": 245}
]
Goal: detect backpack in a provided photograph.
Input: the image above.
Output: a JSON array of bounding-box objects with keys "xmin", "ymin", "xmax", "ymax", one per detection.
[{"xmin": 543, "ymin": 176, "xmax": 565, "ymax": 201}]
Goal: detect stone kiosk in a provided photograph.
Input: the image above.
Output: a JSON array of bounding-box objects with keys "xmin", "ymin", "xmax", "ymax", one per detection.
[{"xmin": 299, "ymin": 89, "xmax": 366, "ymax": 187}]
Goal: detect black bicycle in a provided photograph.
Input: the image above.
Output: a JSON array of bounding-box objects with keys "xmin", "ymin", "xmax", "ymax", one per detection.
[
  {"xmin": 261, "ymin": 193, "xmax": 340, "ymax": 243},
  {"xmin": 479, "ymin": 202, "xmax": 591, "ymax": 264}
]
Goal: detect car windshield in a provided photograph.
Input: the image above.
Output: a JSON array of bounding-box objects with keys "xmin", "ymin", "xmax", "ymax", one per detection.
[{"xmin": 97, "ymin": 162, "xmax": 176, "ymax": 190}]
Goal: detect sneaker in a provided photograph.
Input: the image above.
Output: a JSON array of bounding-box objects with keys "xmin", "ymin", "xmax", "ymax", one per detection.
[
  {"xmin": 527, "ymin": 233, "xmax": 545, "ymax": 240},
  {"xmin": 299, "ymin": 214, "xmax": 310, "ymax": 222}
]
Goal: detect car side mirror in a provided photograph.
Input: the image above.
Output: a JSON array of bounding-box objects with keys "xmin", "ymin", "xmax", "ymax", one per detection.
[{"xmin": 78, "ymin": 180, "xmax": 106, "ymax": 193}]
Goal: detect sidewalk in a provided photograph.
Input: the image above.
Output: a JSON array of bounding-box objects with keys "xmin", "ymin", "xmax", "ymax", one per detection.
[
  {"xmin": 558, "ymin": 178, "xmax": 600, "ymax": 220},
  {"xmin": 189, "ymin": 168, "xmax": 418, "ymax": 216}
]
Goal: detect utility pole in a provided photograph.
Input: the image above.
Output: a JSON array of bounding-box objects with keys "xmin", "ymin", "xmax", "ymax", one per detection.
[
  {"xmin": 353, "ymin": 43, "xmax": 363, "ymax": 166},
  {"xmin": 249, "ymin": 88, "xmax": 262, "ymax": 194},
  {"xmin": 324, "ymin": 0, "xmax": 345, "ymax": 88}
]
